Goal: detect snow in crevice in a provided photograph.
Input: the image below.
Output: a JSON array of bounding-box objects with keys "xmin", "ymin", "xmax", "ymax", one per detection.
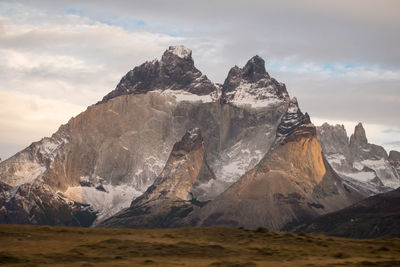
[
  {"xmin": 337, "ymin": 171, "xmax": 376, "ymax": 183},
  {"xmin": 6, "ymin": 162, "xmax": 46, "ymax": 187},
  {"xmin": 64, "ymin": 183, "xmax": 143, "ymax": 223},
  {"xmin": 326, "ymin": 153, "xmax": 346, "ymax": 165},
  {"xmin": 226, "ymin": 80, "xmax": 284, "ymax": 108},
  {"xmin": 159, "ymin": 89, "xmax": 215, "ymax": 103},
  {"xmin": 205, "ymin": 140, "xmax": 266, "ymax": 200},
  {"xmin": 168, "ymin": 45, "xmax": 191, "ymax": 59}
]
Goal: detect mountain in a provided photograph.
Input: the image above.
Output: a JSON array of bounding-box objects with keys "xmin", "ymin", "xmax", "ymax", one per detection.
[
  {"xmin": 0, "ymin": 46, "xmax": 290, "ymax": 225},
  {"xmin": 0, "ymin": 180, "xmax": 96, "ymax": 226},
  {"xmin": 98, "ymin": 128, "xmax": 212, "ymax": 228},
  {"xmin": 99, "ymin": 53, "xmax": 363, "ymax": 230},
  {"xmin": 100, "ymin": 46, "xmax": 218, "ymax": 103},
  {"xmin": 1, "ymin": 46, "xmax": 372, "ymax": 229},
  {"xmin": 297, "ymin": 187, "xmax": 400, "ymax": 238},
  {"xmin": 389, "ymin": 151, "xmax": 400, "ymax": 175},
  {"xmin": 186, "ymin": 100, "xmax": 363, "ymax": 231},
  {"xmin": 317, "ymin": 123, "xmax": 400, "ymax": 195}
]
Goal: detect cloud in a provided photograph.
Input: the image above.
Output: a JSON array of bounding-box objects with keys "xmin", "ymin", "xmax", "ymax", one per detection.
[
  {"xmin": 0, "ymin": 90, "xmax": 84, "ymax": 160},
  {"xmin": 0, "ymin": 9, "xmax": 184, "ymax": 105},
  {"xmin": 0, "ymin": 0, "xmax": 399, "ymax": 159}
]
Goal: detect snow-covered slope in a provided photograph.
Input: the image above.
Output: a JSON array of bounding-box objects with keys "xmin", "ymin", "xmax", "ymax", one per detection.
[{"xmin": 317, "ymin": 123, "xmax": 400, "ymax": 195}]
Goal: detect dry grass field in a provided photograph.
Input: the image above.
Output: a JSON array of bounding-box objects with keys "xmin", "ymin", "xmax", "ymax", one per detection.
[{"xmin": 0, "ymin": 224, "xmax": 399, "ymax": 266}]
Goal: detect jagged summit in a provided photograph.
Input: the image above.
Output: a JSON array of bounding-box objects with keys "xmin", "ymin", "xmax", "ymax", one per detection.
[
  {"xmin": 100, "ymin": 47, "xmax": 292, "ymax": 110},
  {"xmin": 189, "ymin": 111, "xmax": 363, "ymax": 231},
  {"xmin": 317, "ymin": 122, "xmax": 399, "ymax": 195},
  {"xmin": 389, "ymin": 151, "xmax": 400, "ymax": 174},
  {"xmin": 132, "ymin": 128, "xmax": 210, "ymax": 205},
  {"xmin": 350, "ymin": 122, "xmax": 368, "ymax": 145},
  {"xmin": 242, "ymin": 55, "xmax": 269, "ymax": 81},
  {"xmin": 99, "ymin": 128, "xmax": 215, "ymax": 228},
  {"xmin": 2, "ymin": 46, "xmax": 338, "ymax": 228},
  {"xmin": 160, "ymin": 45, "xmax": 194, "ymax": 67},
  {"xmin": 277, "ymin": 97, "xmax": 310, "ymax": 139},
  {"xmin": 170, "ymin": 128, "xmax": 203, "ymax": 159},
  {"xmin": 164, "ymin": 45, "xmax": 192, "ymax": 60},
  {"xmin": 100, "ymin": 46, "xmax": 217, "ymax": 103},
  {"xmin": 221, "ymin": 55, "xmax": 289, "ymax": 108}
]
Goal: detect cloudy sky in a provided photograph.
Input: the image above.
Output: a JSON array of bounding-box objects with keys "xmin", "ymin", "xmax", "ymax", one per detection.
[{"xmin": 0, "ymin": 0, "xmax": 399, "ymax": 160}]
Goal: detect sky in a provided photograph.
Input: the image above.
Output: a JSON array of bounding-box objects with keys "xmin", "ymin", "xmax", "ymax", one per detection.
[{"xmin": 0, "ymin": 0, "xmax": 399, "ymax": 160}]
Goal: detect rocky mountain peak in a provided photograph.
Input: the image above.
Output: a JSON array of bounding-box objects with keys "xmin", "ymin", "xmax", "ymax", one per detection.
[
  {"xmin": 350, "ymin": 122, "xmax": 368, "ymax": 146},
  {"xmin": 162, "ymin": 45, "xmax": 192, "ymax": 60},
  {"xmin": 389, "ymin": 150, "xmax": 400, "ymax": 161},
  {"xmin": 99, "ymin": 46, "xmax": 217, "ymax": 103},
  {"xmin": 221, "ymin": 55, "xmax": 289, "ymax": 108},
  {"xmin": 277, "ymin": 97, "xmax": 309, "ymax": 139},
  {"xmin": 242, "ymin": 55, "xmax": 269, "ymax": 81},
  {"xmin": 389, "ymin": 150, "xmax": 400, "ymax": 175},
  {"xmin": 171, "ymin": 128, "xmax": 203, "ymax": 157},
  {"xmin": 317, "ymin": 122, "xmax": 398, "ymax": 195},
  {"xmin": 129, "ymin": 127, "xmax": 212, "ymax": 206},
  {"xmin": 317, "ymin": 123, "xmax": 349, "ymax": 156},
  {"xmin": 160, "ymin": 45, "xmax": 194, "ymax": 68},
  {"xmin": 99, "ymin": 128, "xmax": 215, "ymax": 228}
]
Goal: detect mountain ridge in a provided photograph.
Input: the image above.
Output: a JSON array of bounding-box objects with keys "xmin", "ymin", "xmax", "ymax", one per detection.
[
  {"xmin": 2, "ymin": 46, "xmax": 395, "ymax": 232},
  {"xmin": 0, "ymin": 46, "xmax": 291, "ymax": 225},
  {"xmin": 317, "ymin": 122, "xmax": 400, "ymax": 195}
]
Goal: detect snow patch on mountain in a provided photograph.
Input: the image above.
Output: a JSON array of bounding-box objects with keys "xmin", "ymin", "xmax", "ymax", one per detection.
[
  {"xmin": 218, "ymin": 141, "xmax": 264, "ymax": 182},
  {"xmin": 338, "ymin": 171, "xmax": 376, "ymax": 183},
  {"xmin": 38, "ymin": 137, "xmax": 68, "ymax": 163},
  {"xmin": 6, "ymin": 162, "xmax": 45, "ymax": 187},
  {"xmin": 225, "ymin": 80, "xmax": 284, "ymax": 108},
  {"xmin": 159, "ymin": 89, "xmax": 215, "ymax": 103},
  {"xmin": 168, "ymin": 45, "xmax": 191, "ymax": 59},
  {"xmin": 326, "ymin": 153, "xmax": 346, "ymax": 165},
  {"xmin": 64, "ymin": 183, "xmax": 143, "ymax": 223},
  {"xmin": 317, "ymin": 122, "xmax": 400, "ymax": 195}
]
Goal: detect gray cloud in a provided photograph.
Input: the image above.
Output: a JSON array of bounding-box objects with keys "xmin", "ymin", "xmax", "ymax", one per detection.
[
  {"xmin": 11, "ymin": 0, "xmax": 399, "ymax": 69},
  {"xmin": 385, "ymin": 141, "xmax": 400, "ymax": 146},
  {"xmin": 0, "ymin": 0, "xmax": 399, "ymax": 159}
]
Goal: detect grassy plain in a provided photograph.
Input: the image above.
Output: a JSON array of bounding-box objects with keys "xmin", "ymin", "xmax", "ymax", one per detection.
[{"xmin": 0, "ymin": 224, "xmax": 399, "ymax": 266}]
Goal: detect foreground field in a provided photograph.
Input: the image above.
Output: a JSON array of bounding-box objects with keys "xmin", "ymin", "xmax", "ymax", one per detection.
[{"xmin": 0, "ymin": 224, "xmax": 399, "ymax": 266}]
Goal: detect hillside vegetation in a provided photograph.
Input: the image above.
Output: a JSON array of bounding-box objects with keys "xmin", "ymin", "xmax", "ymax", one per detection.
[{"xmin": 0, "ymin": 224, "xmax": 399, "ymax": 266}]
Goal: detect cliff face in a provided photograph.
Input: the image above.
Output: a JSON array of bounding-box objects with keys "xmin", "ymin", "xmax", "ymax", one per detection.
[
  {"xmin": 0, "ymin": 46, "xmax": 289, "ymax": 225},
  {"xmin": 317, "ymin": 123, "xmax": 400, "ymax": 195},
  {"xmin": 101, "ymin": 46, "xmax": 218, "ymax": 103},
  {"xmin": 98, "ymin": 128, "xmax": 214, "ymax": 228},
  {"xmin": 0, "ymin": 46, "xmax": 370, "ymax": 228},
  {"xmin": 389, "ymin": 151, "xmax": 400, "ymax": 174},
  {"xmin": 186, "ymin": 103, "xmax": 364, "ymax": 231},
  {"xmin": 0, "ymin": 181, "xmax": 96, "ymax": 226}
]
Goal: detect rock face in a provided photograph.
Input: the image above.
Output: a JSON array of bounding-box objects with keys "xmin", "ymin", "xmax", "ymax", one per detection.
[
  {"xmin": 0, "ymin": 46, "xmax": 289, "ymax": 225},
  {"xmin": 317, "ymin": 123, "xmax": 400, "ymax": 195},
  {"xmin": 99, "ymin": 128, "xmax": 213, "ymax": 228},
  {"xmin": 187, "ymin": 105, "xmax": 363, "ymax": 231},
  {"xmin": 0, "ymin": 181, "xmax": 96, "ymax": 226},
  {"xmin": 221, "ymin": 55, "xmax": 289, "ymax": 108},
  {"xmin": 0, "ymin": 46, "xmax": 369, "ymax": 228},
  {"xmin": 389, "ymin": 151, "xmax": 400, "ymax": 174},
  {"xmin": 298, "ymin": 187, "xmax": 400, "ymax": 238}
]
